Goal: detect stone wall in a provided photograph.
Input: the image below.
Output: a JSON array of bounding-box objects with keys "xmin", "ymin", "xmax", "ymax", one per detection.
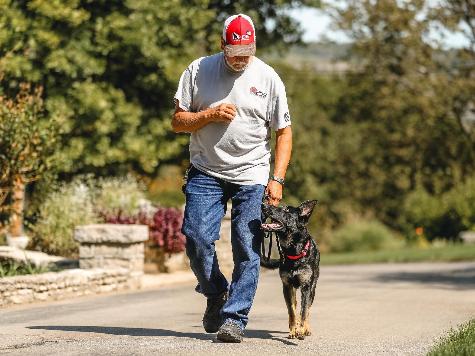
[
  {"xmin": 0, "ymin": 268, "xmax": 136, "ymax": 308},
  {"xmin": 144, "ymin": 244, "xmax": 189, "ymax": 273},
  {"xmin": 74, "ymin": 224, "xmax": 148, "ymax": 280}
]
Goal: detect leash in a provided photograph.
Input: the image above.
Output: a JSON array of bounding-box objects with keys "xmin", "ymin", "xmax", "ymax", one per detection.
[
  {"xmin": 261, "ymin": 193, "xmax": 280, "ymax": 264},
  {"xmin": 261, "ymin": 230, "xmax": 274, "ymax": 263}
]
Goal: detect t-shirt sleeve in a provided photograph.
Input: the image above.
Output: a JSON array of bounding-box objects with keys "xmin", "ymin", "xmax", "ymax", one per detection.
[
  {"xmin": 174, "ymin": 65, "xmax": 193, "ymax": 111},
  {"xmin": 270, "ymin": 77, "xmax": 291, "ymax": 131}
]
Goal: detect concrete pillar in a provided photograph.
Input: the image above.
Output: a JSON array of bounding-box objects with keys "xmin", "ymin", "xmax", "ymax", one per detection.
[{"xmin": 74, "ymin": 224, "xmax": 148, "ymax": 286}]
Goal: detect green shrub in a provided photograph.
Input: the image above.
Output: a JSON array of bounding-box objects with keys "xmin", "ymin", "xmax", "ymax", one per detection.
[
  {"xmin": 29, "ymin": 175, "xmax": 147, "ymax": 257},
  {"xmin": 402, "ymin": 177, "xmax": 475, "ymax": 241},
  {"xmin": 93, "ymin": 175, "xmax": 146, "ymax": 215},
  {"xmin": 446, "ymin": 177, "xmax": 475, "ymax": 231},
  {"xmin": 428, "ymin": 319, "xmax": 475, "ymax": 356},
  {"xmin": 329, "ymin": 219, "xmax": 401, "ymax": 253},
  {"xmin": 30, "ymin": 179, "xmax": 99, "ymax": 257},
  {"xmin": 0, "ymin": 260, "xmax": 56, "ymax": 277}
]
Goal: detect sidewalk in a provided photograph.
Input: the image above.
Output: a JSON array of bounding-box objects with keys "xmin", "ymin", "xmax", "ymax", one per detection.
[{"xmin": 141, "ymin": 271, "xmax": 196, "ymax": 290}]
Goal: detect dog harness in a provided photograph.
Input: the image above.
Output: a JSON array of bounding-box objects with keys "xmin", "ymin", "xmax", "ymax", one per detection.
[{"xmin": 284, "ymin": 239, "xmax": 311, "ymax": 260}]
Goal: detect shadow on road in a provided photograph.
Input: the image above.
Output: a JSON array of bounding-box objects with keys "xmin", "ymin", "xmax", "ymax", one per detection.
[
  {"xmin": 27, "ymin": 326, "xmax": 297, "ymax": 345},
  {"xmin": 373, "ymin": 266, "xmax": 475, "ymax": 290}
]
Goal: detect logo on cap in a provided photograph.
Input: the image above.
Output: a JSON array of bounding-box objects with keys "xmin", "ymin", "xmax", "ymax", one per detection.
[{"xmin": 224, "ymin": 14, "xmax": 255, "ymax": 45}]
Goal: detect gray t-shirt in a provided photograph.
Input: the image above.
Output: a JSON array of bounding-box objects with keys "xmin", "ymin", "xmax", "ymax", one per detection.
[{"xmin": 174, "ymin": 52, "xmax": 291, "ymax": 185}]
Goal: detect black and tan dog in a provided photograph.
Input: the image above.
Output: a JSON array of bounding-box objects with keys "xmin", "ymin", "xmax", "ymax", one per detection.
[{"xmin": 260, "ymin": 200, "xmax": 320, "ymax": 339}]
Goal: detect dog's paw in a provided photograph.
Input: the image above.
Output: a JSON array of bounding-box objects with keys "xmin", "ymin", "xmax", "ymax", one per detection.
[
  {"xmin": 296, "ymin": 327, "xmax": 307, "ymax": 340},
  {"xmin": 295, "ymin": 325, "xmax": 312, "ymax": 339},
  {"xmin": 303, "ymin": 326, "xmax": 312, "ymax": 336},
  {"xmin": 288, "ymin": 327, "xmax": 299, "ymax": 339}
]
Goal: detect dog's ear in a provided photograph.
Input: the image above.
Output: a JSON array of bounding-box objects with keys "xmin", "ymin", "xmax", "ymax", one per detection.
[{"xmin": 298, "ymin": 200, "xmax": 318, "ymax": 222}]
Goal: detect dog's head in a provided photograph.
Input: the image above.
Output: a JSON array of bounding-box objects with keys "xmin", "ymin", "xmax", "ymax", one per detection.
[{"xmin": 261, "ymin": 200, "xmax": 318, "ymax": 240}]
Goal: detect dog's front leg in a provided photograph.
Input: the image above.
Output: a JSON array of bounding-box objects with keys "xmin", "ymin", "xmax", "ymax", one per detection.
[
  {"xmin": 297, "ymin": 285, "xmax": 313, "ymax": 339},
  {"xmin": 283, "ymin": 283, "xmax": 299, "ymax": 338}
]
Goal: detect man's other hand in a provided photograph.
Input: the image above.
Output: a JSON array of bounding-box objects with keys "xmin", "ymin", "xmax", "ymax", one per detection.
[
  {"xmin": 209, "ymin": 103, "xmax": 237, "ymax": 123},
  {"xmin": 265, "ymin": 180, "xmax": 282, "ymax": 206}
]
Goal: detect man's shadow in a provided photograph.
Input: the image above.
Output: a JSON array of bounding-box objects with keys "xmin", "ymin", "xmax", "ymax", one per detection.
[{"xmin": 27, "ymin": 325, "xmax": 297, "ymax": 346}]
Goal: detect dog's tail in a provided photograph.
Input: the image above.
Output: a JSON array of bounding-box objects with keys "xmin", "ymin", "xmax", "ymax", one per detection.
[{"xmin": 260, "ymin": 256, "xmax": 280, "ymax": 269}]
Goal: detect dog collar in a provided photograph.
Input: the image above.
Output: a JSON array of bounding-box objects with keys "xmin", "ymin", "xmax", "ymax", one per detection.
[{"xmin": 285, "ymin": 239, "xmax": 311, "ymax": 260}]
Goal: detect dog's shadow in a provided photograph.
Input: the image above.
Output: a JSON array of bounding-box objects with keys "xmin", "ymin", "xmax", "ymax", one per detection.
[{"xmin": 27, "ymin": 325, "xmax": 297, "ymax": 346}]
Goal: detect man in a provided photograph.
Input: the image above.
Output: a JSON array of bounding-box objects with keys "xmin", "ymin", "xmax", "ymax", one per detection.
[{"xmin": 172, "ymin": 14, "xmax": 292, "ymax": 343}]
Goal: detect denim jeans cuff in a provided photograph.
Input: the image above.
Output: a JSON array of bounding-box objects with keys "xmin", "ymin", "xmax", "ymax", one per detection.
[{"xmin": 222, "ymin": 317, "xmax": 245, "ymax": 331}]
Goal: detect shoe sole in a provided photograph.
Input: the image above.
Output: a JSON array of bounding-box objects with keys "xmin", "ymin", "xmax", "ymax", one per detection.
[
  {"xmin": 216, "ymin": 330, "xmax": 243, "ymax": 343},
  {"xmin": 203, "ymin": 325, "xmax": 219, "ymax": 333}
]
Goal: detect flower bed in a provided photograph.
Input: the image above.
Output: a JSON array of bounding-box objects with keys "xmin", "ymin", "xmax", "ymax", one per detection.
[
  {"xmin": 100, "ymin": 206, "xmax": 186, "ymax": 253},
  {"xmin": 100, "ymin": 207, "xmax": 187, "ymax": 273}
]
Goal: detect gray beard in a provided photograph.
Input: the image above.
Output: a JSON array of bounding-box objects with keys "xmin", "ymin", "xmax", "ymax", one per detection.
[{"xmin": 223, "ymin": 55, "xmax": 249, "ymax": 72}]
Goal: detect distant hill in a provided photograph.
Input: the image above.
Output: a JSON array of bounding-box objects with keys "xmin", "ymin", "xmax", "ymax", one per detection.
[
  {"xmin": 262, "ymin": 41, "xmax": 468, "ymax": 74},
  {"xmin": 262, "ymin": 41, "xmax": 353, "ymax": 73}
]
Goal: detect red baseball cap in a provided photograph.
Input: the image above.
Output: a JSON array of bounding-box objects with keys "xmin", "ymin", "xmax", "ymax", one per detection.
[{"xmin": 222, "ymin": 14, "xmax": 256, "ymax": 57}]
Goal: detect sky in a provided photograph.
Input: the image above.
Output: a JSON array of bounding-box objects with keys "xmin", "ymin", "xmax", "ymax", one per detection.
[
  {"xmin": 288, "ymin": 7, "xmax": 350, "ymax": 43},
  {"xmin": 291, "ymin": 6, "xmax": 470, "ymax": 48}
]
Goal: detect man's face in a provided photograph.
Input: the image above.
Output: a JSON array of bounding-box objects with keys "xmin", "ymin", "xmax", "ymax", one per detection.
[
  {"xmin": 221, "ymin": 39, "xmax": 253, "ymax": 72},
  {"xmin": 225, "ymin": 55, "xmax": 252, "ymax": 71}
]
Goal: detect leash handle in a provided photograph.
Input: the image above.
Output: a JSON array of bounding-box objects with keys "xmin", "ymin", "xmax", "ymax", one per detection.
[{"xmin": 261, "ymin": 230, "xmax": 272, "ymax": 263}]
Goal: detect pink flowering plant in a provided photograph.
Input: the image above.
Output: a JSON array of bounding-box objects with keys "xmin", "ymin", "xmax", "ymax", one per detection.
[{"xmin": 100, "ymin": 206, "xmax": 186, "ymax": 253}]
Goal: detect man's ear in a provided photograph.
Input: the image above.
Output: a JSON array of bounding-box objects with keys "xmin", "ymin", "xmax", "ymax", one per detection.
[
  {"xmin": 221, "ymin": 38, "xmax": 225, "ymax": 50},
  {"xmin": 299, "ymin": 200, "xmax": 318, "ymax": 222}
]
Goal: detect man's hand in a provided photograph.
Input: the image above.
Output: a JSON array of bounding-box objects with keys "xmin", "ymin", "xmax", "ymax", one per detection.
[
  {"xmin": 172, "ymin": 102, "xmax": 237, "ymax": 133},
  {"xmin": 208, "ymin": 103, "xmax": 237, "ymax": 123},
  {"xmin": 265, "ymin": 180, "xmax": 283, "ymax": 206}
]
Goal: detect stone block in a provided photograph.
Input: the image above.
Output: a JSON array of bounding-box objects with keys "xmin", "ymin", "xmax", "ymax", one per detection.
[
  {"xmin": 79, "ymin": 245, "xmax": 95, "ymax": 258},
  {"xmin": 74, "ymin": 224, "xmax": 148, "ymax": 244},
  {"xmin": 0, "ymin": 246, "xmax": 67, "ymax": 267}
]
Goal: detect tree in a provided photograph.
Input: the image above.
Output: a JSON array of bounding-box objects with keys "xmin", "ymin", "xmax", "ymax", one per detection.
[
  {"xmin": 0, "ymin": 81, "xmax": 59, "ymax": 242},
  {"xmin": 0, "ymin": 0, "xmax": 320, "ymax": 180},
  {"xmin": 0, "ymin": 0, "xmax": 214, "ymax": 178},
  {"xmin": 429, "ymin": 0, "xmax": 475, "ymax": 142},
  {"xmin": 321, "ymin": 0, "xmax": 475, "ymax": 229}
]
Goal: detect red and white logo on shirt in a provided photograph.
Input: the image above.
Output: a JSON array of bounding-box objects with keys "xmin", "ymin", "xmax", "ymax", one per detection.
[{"xmin": 250, "ymin": 86, "xmax": 267, "ymax": 98}]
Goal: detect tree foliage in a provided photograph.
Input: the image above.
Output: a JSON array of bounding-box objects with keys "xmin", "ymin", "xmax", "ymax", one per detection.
[
  {"xmin": 278, "ymin": 0, "xmax": 474, "ymax": 240},
  {"xmin": 0, "ymin": 0, "xmax": 319, "ymax": 179},
  {"xmin": 0, "ymin": 82, "xmax": 59, "ymax": 203},
  {"xmin": 327, "ymin": 0, "xmax": 473, "ymax": 227}
]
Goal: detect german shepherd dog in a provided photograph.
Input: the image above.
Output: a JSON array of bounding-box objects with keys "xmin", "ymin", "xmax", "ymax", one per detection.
[{"xmin": 260, "ymin": 200, "xmax": 320, "ymax": 339}]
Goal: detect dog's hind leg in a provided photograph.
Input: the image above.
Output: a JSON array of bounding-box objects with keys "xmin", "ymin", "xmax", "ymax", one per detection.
[
  {"xmin": 297, "ymin": 285, "xmax": 313, "ymax": 339},
  {"xmin": 283, "ymin": 283, "xmax": 299, "ymax": 339}
]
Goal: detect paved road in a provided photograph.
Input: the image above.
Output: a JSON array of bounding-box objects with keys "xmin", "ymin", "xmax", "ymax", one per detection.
[{"xmin": 1, "ymin": 262, "xmax": 474, "ymax": 355}]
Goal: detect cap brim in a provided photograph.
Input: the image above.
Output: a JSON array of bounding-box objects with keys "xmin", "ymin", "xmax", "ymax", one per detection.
[{"xmin": 224, "ymin": 43, "xmax": 256, "ymax": 57}]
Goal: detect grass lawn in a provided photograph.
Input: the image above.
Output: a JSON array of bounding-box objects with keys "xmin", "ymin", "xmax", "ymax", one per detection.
[
  {"xmin": 321, "ymin": 244, "xmax": 475, "ymax": 265},
  {"xmin": 427, "ymin": 319, "xmax": 475, "ymax": 356}
]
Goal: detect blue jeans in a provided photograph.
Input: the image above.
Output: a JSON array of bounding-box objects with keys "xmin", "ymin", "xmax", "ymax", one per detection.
[{"xmin": 182, "ymin": 166, "xmax": 265, "ymax": 330}]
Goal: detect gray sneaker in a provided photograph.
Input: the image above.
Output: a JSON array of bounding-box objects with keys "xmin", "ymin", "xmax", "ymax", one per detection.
[
  {"xmin": 203, "ymin": 291, "xmax": 227, "ymax": 333},
  {"xmin": 216, "ymin": 319, "xmax": 244, "ymax": 343}
]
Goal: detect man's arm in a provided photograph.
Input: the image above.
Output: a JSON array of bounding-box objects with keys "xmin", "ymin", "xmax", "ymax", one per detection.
[
  {"xmin": 266, "ymin": 125, "xmax": 292, "ymax": 206},
  {"xmin": 172, "ymin": 102, "xmax": 237, "ymax": 133}
]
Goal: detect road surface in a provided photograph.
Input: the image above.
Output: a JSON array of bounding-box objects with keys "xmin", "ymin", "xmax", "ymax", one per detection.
[{"xmin": 1, "ymin": 262, "xmax": 474, "ymax": 355}]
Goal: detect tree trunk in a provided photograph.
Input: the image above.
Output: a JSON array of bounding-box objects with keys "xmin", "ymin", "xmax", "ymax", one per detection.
[{"xmin": 9, "ymin": 175, "xmax": 25, "ymax": 237}]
